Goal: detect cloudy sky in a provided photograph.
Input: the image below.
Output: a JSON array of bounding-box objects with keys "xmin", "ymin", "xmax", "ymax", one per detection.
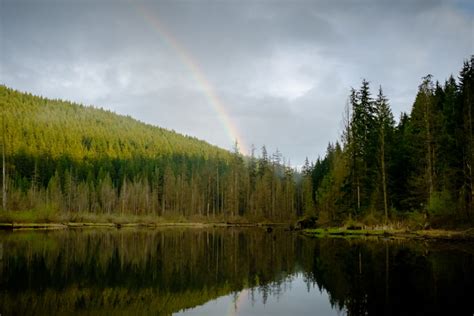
[{"xmin": 1, "ymin": 0, "xmax": 473, "ymax": 165}]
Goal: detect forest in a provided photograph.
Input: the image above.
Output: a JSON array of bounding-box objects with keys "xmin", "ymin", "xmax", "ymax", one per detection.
[
  {"xmin": 0, "ymin": 85, "xmax": 300, "ymax": 222},
  {"xmin": 306, "ymin": 56, "xmax": 474, "ymax": 227},
  {"xmin": 0, "ymin": 56, "xmax": 473, "ymax": 227}
]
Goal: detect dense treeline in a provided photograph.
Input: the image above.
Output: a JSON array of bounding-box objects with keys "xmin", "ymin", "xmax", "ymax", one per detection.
[
  {"xmin": 306, "ymin": 56, "xmax": 474, "ymax": 226},
  {"xmin": 0, "ymin": 85, "xmax": 302, "ymax": 221},
  {"xmin": 1, "ymin": 57, "xmax": 473, "ymax": 225}
]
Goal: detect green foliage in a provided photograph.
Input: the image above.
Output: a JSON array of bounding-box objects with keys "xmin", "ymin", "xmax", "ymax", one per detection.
[
  {"xmin": 308, "ymin": 55, "xmax": 474, "ymax": 227},
  {"xmin": 0, "ymin": 85, "xmax": 303, "ymax": 221},
  {"xmin": 427, "ymin": 190, "xmax": 452, "ymax": 216},
  {"xmin": 360, "ymin": 212, "xmax": 382, "ymax": 227},
  {"xmin": 406, "ymin": 211, "xmax": 428, "ymax": 230},
  {"xmin": 0, "ymin": 207, "xmax": 60, "ymax": 223},
  {"xmin": 2, "ymin": 56, "xmax": 473, "ymax": 227}
]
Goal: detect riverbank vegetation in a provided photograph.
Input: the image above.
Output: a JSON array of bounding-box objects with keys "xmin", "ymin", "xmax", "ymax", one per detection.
[
  {"xmin": 303, "ymin": 227, "xmax": 474, "ymax": 241},
  {"xmin": 304, "ymin": 56, "xmax": 474, "ymax": 228},
  {"xmin": 1, "ymin": 56, "xmax": 473, "ymax": 228}
]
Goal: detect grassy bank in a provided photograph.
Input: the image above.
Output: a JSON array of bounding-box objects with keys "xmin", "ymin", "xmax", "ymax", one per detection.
[
  {"xmin": 1, "ymin": 210, "xmax": 473, "ymax": 241},
  {"xmin": 303, "ymin": 227, "xmax": 474, "ymax": 241},
  {"xmin": 0, "ymin": 210, "xmax": 289, "ymax": 230},
  {"xmin": 0, "ymin": 222, "xmax": 216, "ymax": 230}
]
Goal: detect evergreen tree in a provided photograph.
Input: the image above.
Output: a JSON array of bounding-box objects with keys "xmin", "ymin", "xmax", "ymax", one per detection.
[
  {"xmin": 374, "ymin": 86, "xmax": 394, "ymax": 223},
  {"xmin": 459, "ymin": 57, "xmax": 474, "ymax": 218}
]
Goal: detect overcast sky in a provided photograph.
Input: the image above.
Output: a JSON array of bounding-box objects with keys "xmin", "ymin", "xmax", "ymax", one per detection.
[{"xmin": 1, "ymin": 0, "xmax": 473, "ymax": 166}]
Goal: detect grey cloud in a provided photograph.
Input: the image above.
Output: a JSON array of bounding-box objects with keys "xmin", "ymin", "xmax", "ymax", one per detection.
[{"xmin": 1, "ymin": 0, "xmax": 472, "ymax": 165}]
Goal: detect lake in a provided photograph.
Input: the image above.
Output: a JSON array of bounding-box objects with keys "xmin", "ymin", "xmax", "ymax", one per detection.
[{"xmin": 0, "ymin": 228, "xmax": 473, "ymax": 315}]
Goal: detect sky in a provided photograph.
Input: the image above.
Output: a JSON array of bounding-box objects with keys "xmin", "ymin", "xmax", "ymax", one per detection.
[{"xmin": 1, "ymin": 0, "xmax": 473, "ymax": 166}]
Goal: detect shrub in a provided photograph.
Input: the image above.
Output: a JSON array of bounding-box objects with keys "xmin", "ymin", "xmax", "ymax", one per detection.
[
  {"xmin": 428, "ymin": 190, "xmax": 452, "ymax": 216},
  {"xmin": 406, "ymin": 211, "xmax": 427, "ymax": 230}
]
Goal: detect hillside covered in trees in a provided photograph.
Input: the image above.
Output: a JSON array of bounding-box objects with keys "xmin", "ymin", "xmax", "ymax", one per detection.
[
  {"xmin": 0, "ymin": 86, "xmax": 301, "ymax": 221},
  {"xmin": 305, "ymin": 56, "xmax": 474, "ymax": 227},
  {"xmin": 1, "ymin": 56, "xmax": 473, "ymax": 227}
]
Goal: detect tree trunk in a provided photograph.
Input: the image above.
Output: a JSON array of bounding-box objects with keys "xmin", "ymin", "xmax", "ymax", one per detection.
[
  {"xmin": 425, "ymin": 95, "xmax": 434, "ymax": 202},
  {"xmin": 357, "ymin": 177, "xmax": 361, "ymax": 213},
  {"xmin": 161, "ymin": 183, "xmax": 165, "ymax": 216},
  {"xmin": 381, "ymin": 128, "xmax": 388, "ymax": 224},
  {"xmin": 2, "ymin": 115, "xmax": 6, "ymax": 211},
  {"xmin": 468, "ymin": 89, "xmax": 473, "ymax": 218},
  {"xmin": 216, "ymin": 167, "xmax": 219, "ymax": 216}
]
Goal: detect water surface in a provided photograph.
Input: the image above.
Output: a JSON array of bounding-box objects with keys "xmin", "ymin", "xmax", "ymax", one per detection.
[{"xmin": 0, "ymin": 228, "xmax": 472, "ymax": 315}]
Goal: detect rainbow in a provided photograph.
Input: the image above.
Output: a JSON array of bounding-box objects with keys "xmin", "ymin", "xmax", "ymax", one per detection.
[{"xmin": 133, "ymin": 2, "xmax": 248, "ymax": 154}]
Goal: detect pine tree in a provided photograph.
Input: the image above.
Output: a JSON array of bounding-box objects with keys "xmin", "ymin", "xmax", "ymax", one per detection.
[
  {"xmin": 346, "ymin": 80, "xmax": 377, "ymax": 215},
  {"xmin": 406, "ymin": 75, "xmax": 437, "ymax": 211},
  {"xmin": 2, "ymin": 114, "xmax": 6, "ymax": 211},
  {"xmin": 459, "ymin": 56, "xmax": 474, "ymax": 218},
  {"xmin": 374, "ymin": 86, "xmax": 394, "ymax": 223}
]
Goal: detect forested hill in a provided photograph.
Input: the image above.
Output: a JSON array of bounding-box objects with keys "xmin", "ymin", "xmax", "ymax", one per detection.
[
  {"xmin": 0, "ymin": 85, "xmax": 300, "ymax": 221},
  {"xmin": 0, "ymin": 85, "xmax": 230, "ymax": 161}
]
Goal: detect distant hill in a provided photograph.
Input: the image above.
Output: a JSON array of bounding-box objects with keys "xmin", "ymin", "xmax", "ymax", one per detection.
[
  {"xmin": 0, "ymin": 85, "xmax": 231, "ymax": 161},
  {"xmin": 0, "ymin": 85, "xmax": 299, "ymax": 221}
]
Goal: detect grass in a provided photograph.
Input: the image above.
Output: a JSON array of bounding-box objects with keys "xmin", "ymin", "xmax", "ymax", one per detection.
[
  {"xmin": 0, "ymin": 209, "xmax": 66, "ymax": 224},
  {"xmin": 0, "ymin": 210, "xmax": 201, "ymax": 225},
  {"xmin": 0, "ymin": 209, "xmax": 289, "ymax": 230},
  {"xmin": 1, "ymin": 210, "xmax": 472, "ymax": 240},
  {"xmin": 304, "ymin": 227, "xmax": 395, "ymax": 237},
  {"xmin": 303, "ymin": 226, "xmax": 474, "ymax": 240},
  {"xmin": 411, "ymin": 228, "xmax": 474, "ymax": 240}
]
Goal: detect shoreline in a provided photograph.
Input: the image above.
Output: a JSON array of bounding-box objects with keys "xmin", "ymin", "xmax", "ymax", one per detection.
[
  {"xmin": 0, "ymin": 221, "xmax": 473, "ymax": 241},
  {"xmin": 0, "ymin": 221, "xmax": 287, "ymax": 231},
  {"xmin": 302, "ymin": 227, "xmax": 474, "ymax": 241}
]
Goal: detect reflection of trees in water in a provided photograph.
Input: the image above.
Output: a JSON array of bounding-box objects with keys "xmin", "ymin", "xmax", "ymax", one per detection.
[
  {"xmin": 0, "ymin": 230, "xmax": 472, "ymax": 315},
  {"xmin": 305, "ymin": 239, "xmax": 474, "ymax": 316},
  {"xmin": 0, "ymin": 228, "xmax": 299, "ymax": 315}
]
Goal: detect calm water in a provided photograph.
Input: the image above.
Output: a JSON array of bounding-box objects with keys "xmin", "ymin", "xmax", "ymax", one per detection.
[{"xmin": 0, "ymin": 228, "xmax": 473, "ymax": 315}]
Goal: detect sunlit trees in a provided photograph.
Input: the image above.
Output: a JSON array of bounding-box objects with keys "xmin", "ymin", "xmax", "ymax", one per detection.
[
  {"xmin": 0, "ymin": 85, "xmax": 301, "ymax": 221},
  {"xmin": 2, "ymin": 56, "xmax": 473, "ymax": 225}
]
